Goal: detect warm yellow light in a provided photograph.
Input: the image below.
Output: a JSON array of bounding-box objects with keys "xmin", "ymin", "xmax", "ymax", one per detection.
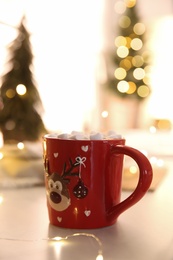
[
  {"xmin": 143, "ymin": 76, "xmax": 150, "ymax": 85},
  {"xmin": 126, "ymin": 81, "xmax": 136, "ymax": 94},
  {"xmin": 114, "ymin": 0, "xmax": 126, "ymax": 14},
  {"xmin": 114, "ymin": 68, "xmax": 127, "ymax": 80},
  {"xmin": 117, "ymin": 81, "xmax": 129, "ymax": 93},
  {"xmin": 117, "ymin": 46, "xmax": 129, "ymax": 58},
  {"xmin": 129, "ymin": 165, "xmax": 138, "ymax": 174},
  {"xmin": 157, "ymin": 159, "xmax": 164, "ymax": 167},
  {"xmin": 133, "ymin": 23, "xmax": 145, "ymax": 35},
  {"xmin": 133, "ymin": 68, "xmax": 145, "ymax": 80},
  {"xmin": 101, "ymin": 111, "xmax": 108, "ymax": 118},
  {"xmin": 17, "ymin": 142, "xmax": 25, "ymax": 150},
  {"xmin": 96, "ymin": 253, "xmax": 104, "ymax": 260},
  {"xmin": 149, "ymin": 126, "xmax": 157, "ymax": 134},
  {"xmin": 125, "ymin": 37, "xmax": 132, "ymax": 48},
  {"xmin": 53, "ymin": 237, "xmax": 63, "ymax": 241},
  {"xmin": 120, "ymin": 58, "xmax": 132, "ymax": 70},
  {"xmin": 132, "ymin": 55, "xmax": 144, "ymax": 67},
  {"xmin": 131, "ymin": 38, "xmax": 143, "ymax": 51},
  {"xmin": 156, "ymin": 119, "xmax": 172, "ymax": 130},
  {"xmin": 125, "ymin": 0, "xmax": 136, "ymax": 8},
  {"xmin": 137, "ymin": 85, "xmax": 150, "ymax": 98},
  {"xmin": 115, "ymin": 36, "xmax": 126, "ymax": 47},
  {"xmin": 6, "ymin": 89, "xmax": 15, "ymax": 98},
  {"xmin": 16, "ymin": 84, "xmax": 27, "ymax": 95},
  {"xmin": 119, "ymin": 16, "xmax": 131, "ymax": 28}
]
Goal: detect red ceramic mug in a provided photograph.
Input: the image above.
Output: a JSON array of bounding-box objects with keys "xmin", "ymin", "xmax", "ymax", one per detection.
[{"xmin": 42, "ymin": 134, "xmax": 153, "ymax": 229}]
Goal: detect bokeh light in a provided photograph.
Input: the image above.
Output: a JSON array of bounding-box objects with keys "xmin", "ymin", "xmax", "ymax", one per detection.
[
  {"xmin": 115, "ymin": 36, "xmax": 127, "ymax": 47},
  {"xmin": 119, "ymin": 16, "xmax": 131, "ymax": 28},
  {"xmin": 6, "ymin": 89, "xmax": 15, "ymax": 98},
  {"xmin": 133, "ymin": 23, "xmax": 145, "ymax": 35},
  {"xmin": 132, "ymin": 55, "xmax": 144, "ymax": 67},
  {"xmin": 117, "ymin": 46, "xmax": 129, "ymax": 58},
  {"xmin": 114, "ymin": 68, "xmax": 127, "ymax": 80},
  {"xmin": 133, "ymin": 68, "xmax": 145, "ymax": 80},
  {"xmin": 117, "ymin": 80, "xmax": 129, "ymax": 93},
  {"xmin": 126, "ymin": 81, "xmax": 136, "ymax": 94},
  {"xmin": 131, "ymin": 38, "xmax": 143, "ymax": 50},
  {"xmin": 114, "ymin": 0, "xmax": 126, "ymax": 14},
  {"xmin": 125, "ymin": 0, "xmax": 136, "ymax": 8},
  {"xmin": 120, "ymin": 58, "xmax": 132, "ymax": 70},
  {"xmin": 137, "ymin": 85, "xmax": 150, "ymax": 98},
  {"xmin": 16, "ymin": 84, "xmax": 27, "ymax": 95}
]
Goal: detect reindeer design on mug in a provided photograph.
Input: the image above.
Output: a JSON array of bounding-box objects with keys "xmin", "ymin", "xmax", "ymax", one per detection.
[{"xmin": 44, "ymin": 157, "xmax": 88, "ymax": 212}]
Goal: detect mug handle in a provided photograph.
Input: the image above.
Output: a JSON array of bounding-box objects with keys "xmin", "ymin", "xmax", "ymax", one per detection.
[{"xmin": 107, "ymin": 145, "xmax": 153, "ymax": 221}]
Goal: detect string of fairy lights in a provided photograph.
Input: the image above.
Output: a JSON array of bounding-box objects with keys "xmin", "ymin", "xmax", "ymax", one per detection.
[
  {"xmin": 109, "ymin": 0, "xmax": 151, "ymax": 99},
  {"xmin": 0, "ymin": 231, "xmax": 104, "ymax": 260}
]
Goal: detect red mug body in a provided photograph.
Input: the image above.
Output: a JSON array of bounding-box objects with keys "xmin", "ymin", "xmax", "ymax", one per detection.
[{"xmin": 43, "ymin": 135, "xmax": 152, "ymax": 229}]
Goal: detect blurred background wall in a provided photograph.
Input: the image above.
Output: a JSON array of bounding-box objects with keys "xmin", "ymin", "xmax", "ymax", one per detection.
[{"xmin": 0, "ymin": 0, "xmax": 173, "ymax": 135}]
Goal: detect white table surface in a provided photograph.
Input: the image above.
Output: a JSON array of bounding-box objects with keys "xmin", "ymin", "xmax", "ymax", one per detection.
[{"xmin": 0, "ymin": 159, "xmax": 173, "ymax": 260}]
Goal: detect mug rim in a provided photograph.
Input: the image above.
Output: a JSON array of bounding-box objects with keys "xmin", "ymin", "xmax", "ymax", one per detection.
[{"xmin": 43, "ymin": 133, "xmax": 125, "ymax": 141}]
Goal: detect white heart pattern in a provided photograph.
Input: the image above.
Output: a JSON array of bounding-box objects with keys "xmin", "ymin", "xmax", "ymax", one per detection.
[
  {"xmin": 81, "ymin": 145, "xmax": 88, "ymax": 152},
  {"xmin": 57, "ymin": 217, "xmax": 62, "ymax": 222},
  {"xmin": 84, "ymin": 210, "xmax": 91, "ymax": 217},
  {"xmin": 54, "ymin": 152, "xmax": 59, "ymax": 158}
]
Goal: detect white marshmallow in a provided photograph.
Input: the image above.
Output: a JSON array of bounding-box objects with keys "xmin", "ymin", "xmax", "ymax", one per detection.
[
  {"xmin": 109, "ymin": 134, "xmax": 122, "ymax": 139},
  {"xmin": 58, "ymin": 133, "xmax": 69, "ymax": 139},
  {"xmin": 51, "ymin": 130, "xmax": 122, "ymax": 140},
  {"xmin": 90, "ymin": 132, "xmax": 104, "ymax": 140},
  {"xmin": 75, "ymin": 134, "xmax": 88, "ymax": 140}
]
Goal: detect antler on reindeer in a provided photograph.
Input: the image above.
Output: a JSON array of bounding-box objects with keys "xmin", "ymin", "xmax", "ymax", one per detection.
[{"xmin": 62, "ymin": 158, "xmax": 80, "ymax": 181}]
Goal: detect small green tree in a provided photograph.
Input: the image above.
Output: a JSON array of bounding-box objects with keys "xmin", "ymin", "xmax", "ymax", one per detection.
[
  {"xmin": 0, "ymin": 16, "xmax": 47, "ymax": 143},
  {"xmin": 105, "ymin": 0, "xmax": 151, "ymax": 100}
]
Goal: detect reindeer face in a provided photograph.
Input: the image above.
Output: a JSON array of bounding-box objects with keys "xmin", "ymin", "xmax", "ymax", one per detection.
[
  {"xmin": 44, "ymin": 156, "xmax": 87, "ymax": 212},
  {"xmin": 47, "ymin": 173, "xmax": 71, "ymax": 211}
]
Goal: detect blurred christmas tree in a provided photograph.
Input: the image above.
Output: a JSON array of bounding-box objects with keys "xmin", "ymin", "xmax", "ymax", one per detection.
[
  {"xmin": 105, "ymin": 0, "xmax": 151, "ymax": 100},
  {"xmin": 0, "ymin": 16, "xmax": 47, "ymax": 144}
]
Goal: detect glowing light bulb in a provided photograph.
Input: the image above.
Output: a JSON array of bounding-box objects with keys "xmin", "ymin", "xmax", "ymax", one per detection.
[
  {"xmin": 133, "ymin": 23, "xmax": 145, "ymax": 35},
  {"xmin": 6, "ymin": 89, "xmax": 15, "ymax": 98},
  {"xmin": 157, "ymin": 159, "xmax": 164, "ymax": 167},
  {"xmin": 96, "ymin": 253, "xmax": 104, "ymax": 260},
  {"xmin": 120, "ymin": 58, "xmax": 132, "ymax": 70},
  {"xmin": 114, "ymin": 1, "xmax": 126, "ymax": 14},
  {"xmin": 129, "ymin": 165, "xmax": 138, "ymax": 174},
  {"xmin": 149, "ymin": 126, "xmax": 157, "ymax": 134},
  {"xmin": 101, "ymin": 111, "xmax": 108, "ymax": 118},
  {"xmin": 126, "ymin": 81, "xmax": 136, "ymax": 94},
  {"xmin": 150, "ymin": 156, "xmax": 157, "ymax": 164},
  {"xmin": 125, "ymin": 0, "xmax": 136, "ymax": 8},
  {"xmin": 119, "ymin": 15, "xmax": 131, "ymax": 28},
  {"xmin": 17, "ymin": 142, "xmax": 24, "ymax": 150},
  {"xmin": 53, "ymin": 236, "xmax": 63, "ymax": 241},
  {"xmin": 133, "ymin": 68, "xmax": 145, "ymax": 80},
  {"xmin": 131, "ymin": 38, "xmax": 143, "ymax": 51},
  {"xmin": 114, "ymin": 68, "xmax": 127, "ymax": 80},
  {"xmin": 115, "ymin": 36, "xmax": 126, "ymax": 47},
  {"xmin": 117, "ymin": 46, "xmax": 129, "ymax": 58},
  {"xmin": 137, "ymin": 85, "xmax": 150, "ymax": 98},
  {"xmin": 16, "ymin": 84, "xmax": 27, "ymax": 95},
  {"xmin": 117, "ymin": 80, "xmax": 129, "ymax": 93}
]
